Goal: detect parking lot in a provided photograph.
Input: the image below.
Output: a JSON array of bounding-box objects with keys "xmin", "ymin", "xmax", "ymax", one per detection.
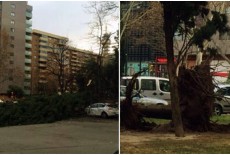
[{"xmin": 0, "ymin": 117, "xmax": 118, "ymax": 154}]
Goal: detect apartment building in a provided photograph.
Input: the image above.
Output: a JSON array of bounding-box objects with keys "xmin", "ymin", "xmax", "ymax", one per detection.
[
  {"xmin": 31, "ymin": 29, "xmax": 97, "ymax": 94},
  {"xmin": 120, "ymin": 1, "xmax": 166, "ymax": 76},
  {"xmin": 0, "ymin": 1, "xmax": 32, "ymax": 94}
]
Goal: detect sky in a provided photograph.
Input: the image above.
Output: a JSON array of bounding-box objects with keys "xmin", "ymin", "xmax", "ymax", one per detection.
[{"xmin": 28, "ymin": 1, "xmax": 119, "ymax": 53}]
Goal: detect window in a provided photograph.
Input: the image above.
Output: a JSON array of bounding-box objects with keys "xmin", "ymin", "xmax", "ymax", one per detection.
[
  {"xmin": 10, "ymin": 28, "xmax": 15, "ymax": 32},
  {"xmin": 11, "ymin": 20, "xmax": 15, "ymax": 24},
  {"xmin": 159, "ymin": 80, "xmax": 170, "ymax": 92},
  {"xmin": 11, "ymin": 4, "xmax": 15, "ymax": 9},
  {"xmin": 98, "ymin": 103, "xmax": 105, "ymax": 108},
  {"xmin": 10, "ymin": 44, "xmax": 14, "ymax": 48},
  {"xmin": 11, "ymin": 12, "xmax": 15, "ymax": 16},
  {"xmin": 141, "ymin": 79, "xmax": 156, "ymax": 90},
  {"xmin": 10, "ymin": 36, "xmax": 14, "ymax": 40}
]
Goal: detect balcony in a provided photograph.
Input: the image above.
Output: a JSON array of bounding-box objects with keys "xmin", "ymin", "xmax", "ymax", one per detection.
[
  {"xmin": 39, "ymin": 63, "xmax": 46, "ymax": 67},
  {"xmin": 24, "ymin": 89, "xmax": 31, "ymax": 95},
  {"xmin": 40, "ymin": 37, "xmax": 48, "ymax": 42},
  {"xmin": 25, "ymin": 50, "xmax": 31, "ymax": 56},
  {"xmin": 40, "ymin": 52, "xmax": 47, "ymax": 57},
  {"xmin": 39, "ymin": 79, "xmax": 47, "ymax": 83},
  {"xmin": 39, "ymin": 57, "xmax": 47, "ymax": 62},
  {"xmin": 24, "ymin": 66, "xmax": 31, "ymax": 71},
  {"xmin": 26, "ymin": 20, "xmax": 32, "ymax": 27},
  {"xmin": 24, "ymin": 81, "xmax": 31, "ymax": 87},
  {"xmin": 39, "ymin": 42, "xmax": 47, "ymax": 46},
  {"xmin": 25, "ymin": 74, "xmax": 31, "ymax": 79},
  {"xmin": 25, "ymin": 35, "xmax": 32, "ymax": 41},
  {"xmin": 25, "ymin": 43, "xmax": 32, "ymax": 49},
  {"xmin": 25, "ymin": 58, "xmax": 31, "ymax": 64},
  {"xmin": 26, "ymin": 28, "xmax": 32, "ymax": 33},
  {"xmin": 26, "ymin": 12, "xmax": 32, "ymax": 20}
]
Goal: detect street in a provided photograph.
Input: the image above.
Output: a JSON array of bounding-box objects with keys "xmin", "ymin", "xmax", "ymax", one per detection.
[{"xmin": 0, "ymin": 117, "xmax": 118, "ymax": 154}]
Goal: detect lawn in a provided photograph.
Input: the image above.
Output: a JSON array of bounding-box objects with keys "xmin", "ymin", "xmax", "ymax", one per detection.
[
  {"xmin": 144, "ymin": 114, "xmax": 230, "ymax": 125},
  {"xmin": 121, "ymin": 114, "xmax": 230, "ymax": 154},
  {"xmin": 121, "ymin": 132, "xmax": 230, "ymax": 154}
]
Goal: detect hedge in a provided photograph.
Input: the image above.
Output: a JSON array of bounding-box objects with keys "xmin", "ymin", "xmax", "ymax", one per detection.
[{"xmin": 0, "ymin": 93, "xmax": 90, "ymax": 127}]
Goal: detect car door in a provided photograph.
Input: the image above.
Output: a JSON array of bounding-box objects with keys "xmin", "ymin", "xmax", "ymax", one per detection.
[
  {"xmin": 222, "ymin": 87, "xmax": 230, "ymax": 112},
  {"xmin": 157, "ymin": 79, "xmax": 171, "ymax": 101},
  {"xmin": 97, "ymin": 103, "xmax": 106, "ymax": 115},
  {"xmin": 140, "ymin": 79, "xmax": 157, "ymax": 98},
  {"xmin": 91, "ymin": 103, "xmax": 100, "ymax": 116}
]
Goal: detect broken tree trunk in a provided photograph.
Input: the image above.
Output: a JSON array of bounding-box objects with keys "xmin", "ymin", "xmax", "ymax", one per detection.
[
  {"xmin": 178, "ymin": 65, "xmax": 215, "ymax": 131},
  {"xmin": 120, "ymin": 70, "xmax": 145, "ymax": 129}
]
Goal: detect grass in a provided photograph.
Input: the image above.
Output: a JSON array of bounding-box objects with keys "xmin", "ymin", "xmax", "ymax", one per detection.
[
  {"xmin": 144, "ymin": 114, "xmax": 230, "ymax": 125},
  {"xmin": 121, "ymin": 114, "xmax": 230, "ymax": 153},
  {"xmin": 211, "ymin": 114, "xmax": 230, "ymax": 124},
  {"xmin": 121, "ymin": 133, "xmax": 230, "ymax": 153}
]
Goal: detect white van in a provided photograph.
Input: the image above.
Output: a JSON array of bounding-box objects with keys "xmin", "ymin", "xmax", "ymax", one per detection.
[{"xmin": 121, "ymin": 76, "xmax": 171, "ymax": 102}]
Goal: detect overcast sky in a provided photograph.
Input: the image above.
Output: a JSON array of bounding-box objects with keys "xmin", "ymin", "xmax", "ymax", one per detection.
[{"xmin": 28, "ymin": 1, "xmax": 119, "ymax": 53}]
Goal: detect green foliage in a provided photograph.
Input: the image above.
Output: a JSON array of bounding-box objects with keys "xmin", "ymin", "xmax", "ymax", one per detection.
[
  {"xmin": 0, "ymin": 93, "xmax": 89, "ymax": 127},
  {"xmin": 75, "ymin": 48, "xmax": 119, "ymax": 101},
  {"xmin": 7, "ymin": 85, "xmax": 24, "ymax": 98}
]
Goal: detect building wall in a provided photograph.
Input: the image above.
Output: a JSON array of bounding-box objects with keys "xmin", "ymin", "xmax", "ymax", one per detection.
[
  {"xmin": 121, "ymin": 1, "xmax": 166, "ymax": 76},
  {"xmin": 0, "ymin": 1, "xmax": 32, "ymax": 94},
  {"xmin": 31, "ymin": 30, "xmax": 98, "ymax": 94}
]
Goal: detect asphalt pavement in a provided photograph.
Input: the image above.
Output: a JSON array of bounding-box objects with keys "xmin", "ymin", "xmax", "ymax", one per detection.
[{"xmin": 0, "ymin": 117, "xmax": 119, "ymax": 154}]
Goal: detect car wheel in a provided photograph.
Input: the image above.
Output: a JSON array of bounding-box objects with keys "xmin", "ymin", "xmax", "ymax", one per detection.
[
  {"xmin": 214, "ymin": 105, "xmax": 222, "ymax": 116},
  {"xmin": 156, "ymin": 103, "xmax": 164, "ymax": 106},
  {"xmin": 101, "ymin": 112, "xmax": 108, "ymax": 118}
]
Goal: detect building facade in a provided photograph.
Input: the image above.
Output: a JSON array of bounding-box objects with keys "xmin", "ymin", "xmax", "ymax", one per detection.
[
  {"xmin": 0, "ymin": 1, "xmax": 32, "ymax": 94},
  {"xmin": 121, "ymin": 1, "xmax": 166, "ymax": 77},
  {"xmin": 31, "ymin": 29, "xmax": 97, "ymax": 94}
]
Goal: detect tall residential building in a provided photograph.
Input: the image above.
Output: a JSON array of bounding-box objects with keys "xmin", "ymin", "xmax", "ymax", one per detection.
[
  {"xmin": 31, "ymin": 29, "xmax": 97, "ymax": 94},
  {"xmin": 31, "ymin": 29, "xmax": 68, "ymax": 94},
  {"xmin": 0, "ymin": 1, "xmax": 32, "ymax": 94},
  {"xmin": 121, "ymin": 1, "xmax": 166, "ymax": 77}
]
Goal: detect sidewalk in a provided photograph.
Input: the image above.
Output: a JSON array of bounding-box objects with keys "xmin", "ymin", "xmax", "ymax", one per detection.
[{"xmin": 0, "ymin": 118, "xmax": 118, "ymax": 154}]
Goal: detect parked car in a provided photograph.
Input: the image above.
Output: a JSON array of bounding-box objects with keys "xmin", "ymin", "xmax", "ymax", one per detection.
[
  {"xmin": 121, "ymin": 76, "xmax": 171, "ymax": 102},
  {"xmin": 214, "ymin": 84, "xmax": 230, "ymax": 115},
  {"xmin": 85, "ymin": 103, "xmax": 118, "ymax": 118},
  {"xmin": 120, "ymin": 85, "xmax": 169, "ymax": 106}
]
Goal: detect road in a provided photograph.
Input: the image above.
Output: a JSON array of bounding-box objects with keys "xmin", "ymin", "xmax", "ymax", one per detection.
[{"xmin": 0, "ymin": 117, "xmax": 118, "ymax": 154}]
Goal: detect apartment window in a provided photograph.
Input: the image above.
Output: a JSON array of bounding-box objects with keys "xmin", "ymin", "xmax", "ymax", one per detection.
[
  {"xmin": 11, "ymin": 4, "xmax": 15, "ymax": 9},
  {"xmin": 11, "ymin": 12, "xmax": 15, "ymax": 16},
  {"xmin": 10, "ymin": 44, "xmax": 14, "ymax": 48},
  {"xmin": 11, "ymin": 20, "xmax": 15, "ymax": 25},
  {"xmin": 10, "ymin": 28, "xmax": 15, "ymax": 32},
  {"xmin": 10, "ymin": 36, "xmax": 14, "ymax": 40}
]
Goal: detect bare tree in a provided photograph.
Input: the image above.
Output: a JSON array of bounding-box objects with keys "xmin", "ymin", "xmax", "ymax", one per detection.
[
  {"xmin": 46, "ymin": 38, "xmax": 73, "ymax": 94},
  {"xmin": 86, "ymin": 1, "xmax": 118, "ymax": 66}
]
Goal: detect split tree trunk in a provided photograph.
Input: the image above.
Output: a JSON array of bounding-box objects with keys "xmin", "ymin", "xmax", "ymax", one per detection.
[{"xmin": 178, "ymin": 65, "xmax": 215, "ymax": 131}]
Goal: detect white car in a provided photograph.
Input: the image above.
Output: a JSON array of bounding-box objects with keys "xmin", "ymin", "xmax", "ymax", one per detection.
[
  {"xmin": 85, "ymin": 103, "xmax": 118, "ymax": 118},
  {"xmin": 214, "ymin": 84, "xmax": 230, "ymax": 115},
  {"xmin": 120, "ymin": 85, "xmax": 168, "ymax": 106}
]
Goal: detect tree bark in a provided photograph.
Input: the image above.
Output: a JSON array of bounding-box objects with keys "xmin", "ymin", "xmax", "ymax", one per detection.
[{"xmin": 163, "ymin": 2, "xmax": 185, "ymax": 137}]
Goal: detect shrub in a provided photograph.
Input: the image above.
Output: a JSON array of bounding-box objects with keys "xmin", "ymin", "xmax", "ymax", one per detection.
[
  {"xmin": 0, "ymin": 93, "xmax": 89, "ymax": 127},
  {"xmin": 7, "ymin": 85, "xmax": 24, "ymax": 98}
]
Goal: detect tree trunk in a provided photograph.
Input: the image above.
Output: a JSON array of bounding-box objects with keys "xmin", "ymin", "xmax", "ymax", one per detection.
[
  {"xmin": 163, "ymin": 2, "xmax": 185, "ymax": 137},
  {"xmin": 120, "ymin": 71, "xmax": 145, "ymax": 129}
]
